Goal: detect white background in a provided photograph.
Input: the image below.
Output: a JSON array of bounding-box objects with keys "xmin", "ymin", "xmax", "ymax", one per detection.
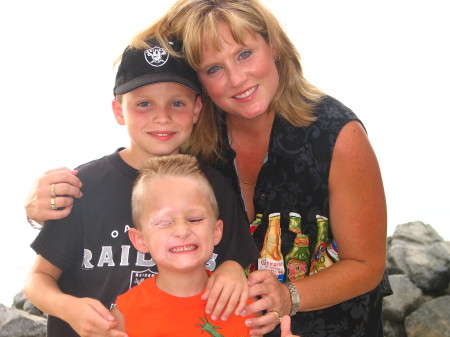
[{"xmin": 0, "ymin": 1, "xmax": 449, "ymax": 306}]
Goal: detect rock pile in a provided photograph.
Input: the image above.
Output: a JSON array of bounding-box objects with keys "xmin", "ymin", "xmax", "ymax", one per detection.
[
  {"xmin": 1, "ymin": 221, "xmax": 449, "ymax": 337},
  {"xmin": 384, "ymin": 221, "xmax": 450, "ymax": 337}
]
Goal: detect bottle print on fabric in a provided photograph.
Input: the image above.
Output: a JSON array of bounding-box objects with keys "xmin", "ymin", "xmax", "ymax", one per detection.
[
  {"xmin": 284, "ymin": 212, "xmax": 310, "ymax": 282},
  {"xmin": 258, "ymin": 213, "xmax": 285, "ymax": 282},
  {"xmin": 254, "ymin": 212, "xmax": 339, "ymax": 282}
]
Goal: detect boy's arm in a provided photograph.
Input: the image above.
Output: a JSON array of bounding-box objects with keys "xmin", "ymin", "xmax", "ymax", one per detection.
[
  {"xmin": 24, "ymin": 255, "xmax": 126, "ymax": 337},
  {"xmin": 201, "ymin": 260, "xmax": 249, "ymax": 322}
]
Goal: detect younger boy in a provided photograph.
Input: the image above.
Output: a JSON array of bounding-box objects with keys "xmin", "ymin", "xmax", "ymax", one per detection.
[
  {"xmin": 24, "ymin": 36, "xmax": 259, "ymax": 337},
  {"xmin": 112, "ymin": 154, "xmax": 253, "ymax": 336}
]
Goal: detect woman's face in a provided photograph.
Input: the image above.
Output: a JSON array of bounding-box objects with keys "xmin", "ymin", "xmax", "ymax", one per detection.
[{"xmin": 197, "ymin": 22, "xmax": 279, "ymax": 121}]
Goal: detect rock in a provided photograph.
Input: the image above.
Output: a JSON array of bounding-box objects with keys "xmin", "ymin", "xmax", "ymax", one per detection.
[
  {"xmin": 383, "ymin": 319, "xmax": 407, "ymax": 337},
  {"xmin": 387, "ymin": 221, "xmax": 450, "ymax": 292},
  {"xmin": 404, "ymin": 295, "xmax": 450, "ymax": 337},
  {"xmin": 13, "ymin": 291, "xmax": 45, "ymax": 318},
  {"xmin": 383, "ymin": 274, "xmax": 423, "ymax": 322},
  {"xmin": 0, "ymin": 303, "xmax": 46, "ymax": 337},
  {"xmin": 390, "ymin": 221, "xmax": 443, "ymax": 244}
]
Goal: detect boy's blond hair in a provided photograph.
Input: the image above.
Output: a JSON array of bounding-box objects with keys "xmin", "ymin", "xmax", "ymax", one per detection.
[
  {"xmin": 131, "ymin": 154, "xmax": 219, "ymax": 229},
  {"xmin": 131, "ymin": 0, "xmax": 324, "ymax": 163}
]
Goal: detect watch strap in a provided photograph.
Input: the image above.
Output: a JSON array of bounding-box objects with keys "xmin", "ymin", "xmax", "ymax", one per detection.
[{"xmin": 286, "ymin": 282, "xmax": 300, "ymax": 316}]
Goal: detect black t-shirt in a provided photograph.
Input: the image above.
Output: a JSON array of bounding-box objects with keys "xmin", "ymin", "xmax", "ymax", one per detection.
[{"xmin": 31, "ymin": 149, "xmax": 259, "ymax": 336}]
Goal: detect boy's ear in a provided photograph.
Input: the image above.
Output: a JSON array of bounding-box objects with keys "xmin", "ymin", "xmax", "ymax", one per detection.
[
  {"xmin": 213, "ymin": 220, "xmax": 223, "ymax": 246},
  {"xmin": 192, "ymin": 95, "xmax": 202, "ymax": 124},
  {"xmin": 128, "ymin": 228, "xmax": 149, "ymax": 253},
  {"xmin": 112, "ymin": 98, "xmax": 125, "ymax": 125}
]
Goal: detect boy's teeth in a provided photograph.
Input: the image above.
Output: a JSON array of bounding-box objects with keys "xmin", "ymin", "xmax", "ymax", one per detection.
[{"xmin": 170, "ymin": 244, "xmax": 197, "ymax": 253}]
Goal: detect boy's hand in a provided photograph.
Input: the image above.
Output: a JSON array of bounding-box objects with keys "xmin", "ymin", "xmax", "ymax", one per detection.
[
  {"xmin": 25, "ymin": 167, "xmax": 82, "ymax": 224},
  {"xmin": 202, "ymin": 260, "xmax": 249, "ymax": 321},
  {"xmin": 62, "ymin": 297, "xmax": 127, "ymax": 337}
]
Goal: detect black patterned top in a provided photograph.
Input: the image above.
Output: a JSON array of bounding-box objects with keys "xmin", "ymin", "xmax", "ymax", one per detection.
[{"xmin": 212, "ymin": 95, "xmax": 392, "ymax": 337}]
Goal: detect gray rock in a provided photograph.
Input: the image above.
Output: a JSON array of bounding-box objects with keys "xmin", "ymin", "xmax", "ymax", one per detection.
[
  {"xmin": 383, "ymin": 274, "xmax": 423, "ymax": 322},
  {"xmin": 13, "ymin": 291, "xmax": 45, "ymax": 318},
  {"xmin": 390, "ymin": 221, "xmax": 443, "ymax": 244},
  {"xmin": 383, "ymin": 319, "xmax": 407, "ymax": 337},
  {"xmin": 404, "ymin": 295, "xmax": 450, "ymax": 337},
  {"xmin": 0, "ymin": 304, "xmax": 46, "ymax": 337},
  {"xmin": 387, "ymin": 221, "xmax": 450, "ymax": 292}
]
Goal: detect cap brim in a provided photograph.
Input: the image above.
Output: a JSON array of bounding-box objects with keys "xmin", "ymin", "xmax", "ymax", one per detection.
[{"xmin": 114, "ymin": 73, "xmax": 201, "ymax": 95}]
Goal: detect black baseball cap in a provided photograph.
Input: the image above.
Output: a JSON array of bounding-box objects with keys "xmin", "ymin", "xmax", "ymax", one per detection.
[{"xmin": 113, "ymin": 37, "xmax": 201, "ymax": 95}]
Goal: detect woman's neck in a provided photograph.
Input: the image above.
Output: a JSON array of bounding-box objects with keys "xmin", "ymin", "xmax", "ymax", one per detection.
[
  {"xmin": 227, "ymin": 111, "xmax": 275, "ymax": 222},
  {"xmin": 227, "ymin": 110, "xmax": 275, "ymax": 143}
]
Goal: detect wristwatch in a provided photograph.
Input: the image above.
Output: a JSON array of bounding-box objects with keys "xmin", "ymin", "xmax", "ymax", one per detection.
[{"xmin": 286, "ymin": 282, "xmax": 300, "ymax": 316}]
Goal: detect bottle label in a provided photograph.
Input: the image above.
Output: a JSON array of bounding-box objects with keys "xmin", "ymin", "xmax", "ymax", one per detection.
[
  {"xmin": 309, "ymin": 242, "xmax": 334, "ymax": 274},
  {"xmin": 258, "ymin": 257, "xmax": 285, "ymax": 282},
  {"xmin": 286, "ymin": 259, "xmax": 308, "ymax": 281},
  {"xmin": 327, "ymin": 240, "xmax": 339, "ymax": 262}
]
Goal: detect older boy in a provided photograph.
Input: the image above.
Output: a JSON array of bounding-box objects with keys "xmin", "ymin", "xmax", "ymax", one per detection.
[
  {"xmin": 24, "ymin": 37, "xmax": 259, "ymax": 337},
  {"xmin": 111, "ymin": 154, "xmax": 253, "ymax": 336}
]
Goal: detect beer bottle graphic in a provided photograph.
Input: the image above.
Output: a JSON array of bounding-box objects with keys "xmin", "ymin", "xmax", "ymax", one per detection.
[
  {"xmin": 246, "ymin": 213, "xmax": 263, "ymax": 275},
  {"xmin": 284, "ymin": 212, "xmax": 310, "ymax": 281},
  {"xmin": 327, "ymin": 239, "xmax": 339, "ymax": 263},
  {"xmin": 250, "ymin": 213, "xmax": 262, "ymax": 235},
  {"xmin": 258, "ymin": 213, "xmax": 285, "ymax": 282},
  {"xmin": 309, "ymin": 215, "xmax": 336, "ymax": 275}
]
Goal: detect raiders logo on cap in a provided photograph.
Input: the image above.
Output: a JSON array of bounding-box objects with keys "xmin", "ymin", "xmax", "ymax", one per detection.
[{"xmin": 144, "ymin": 45, "xmax": 169, "ymax": 67}]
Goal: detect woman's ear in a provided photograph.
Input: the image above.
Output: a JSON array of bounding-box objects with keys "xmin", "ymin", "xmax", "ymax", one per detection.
[
  {"xmin": 128, "ymin": 228, "xmax": 149, "ymax": 253},
  {"xmin": 112, "ymin": 98, "xmax": 125, "ymax": 125}
]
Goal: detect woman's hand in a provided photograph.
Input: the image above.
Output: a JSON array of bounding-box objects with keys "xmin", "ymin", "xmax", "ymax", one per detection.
[
  {"xmin": 202, "ymin": 260, "xmax": 249, "ymax": 321},
  {"xmin": 243, "ymin": 270, "xmax": 291, "ymax": 336},
  {"xmin": 25, "ymin": 167, "xmax": 82, "ymax": 224}
]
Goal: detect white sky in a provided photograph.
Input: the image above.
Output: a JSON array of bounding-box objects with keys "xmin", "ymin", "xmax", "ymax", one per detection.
[{"xmin": 0, "ymin": 0, "xmax": 449, "ymax": 306}]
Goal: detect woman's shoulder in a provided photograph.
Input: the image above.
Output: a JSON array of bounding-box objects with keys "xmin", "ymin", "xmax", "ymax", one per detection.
[{"xmin": 313, "ymin": 95, "xmax": 360, "ymax": 124}]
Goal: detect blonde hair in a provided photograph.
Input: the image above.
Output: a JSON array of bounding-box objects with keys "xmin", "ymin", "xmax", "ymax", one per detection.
[
  {"xmin": 132, "ymin": 0, "xmax": 324, "ymax": 162},
  {"xmin": 131, "ymin": 154, "xmax": 219, "ymax": 228}
]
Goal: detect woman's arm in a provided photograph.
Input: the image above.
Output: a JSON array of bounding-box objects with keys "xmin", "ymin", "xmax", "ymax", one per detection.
[
  {"xmin": 25, "ymin": 167, "xmax": 83, "ymax": 224},
  {"xmin": 244, "ymin": 121, "xmax": 387, "ymax": 334}
]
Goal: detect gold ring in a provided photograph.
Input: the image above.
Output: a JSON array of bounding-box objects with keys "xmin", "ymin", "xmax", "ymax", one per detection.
[
  {"xmin": 51, "ymin": 184, "xmax": 56, "ymax": 198},
  {"xmin": 272, "ymin": 311, "xmax": 281, "ymax": 324},
  {"xmin": 51, "ymin": 197, "xmax": 57, "ymax": 210}
]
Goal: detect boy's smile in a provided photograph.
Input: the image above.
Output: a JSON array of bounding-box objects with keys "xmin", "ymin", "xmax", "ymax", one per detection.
[
  {"xmin": 132, "ymin": 176, "xmax": 223, "ymax": 275},
  {"xmin": 112, "ymin": 82, "xmax": 202, "ymax": 169}
]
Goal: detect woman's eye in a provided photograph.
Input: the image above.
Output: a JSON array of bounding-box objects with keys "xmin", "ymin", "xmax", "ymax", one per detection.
[
  {"xmin": 207, "ymin": 65, "xmax": 221, "ymax": 74},
  {"xmin": 239, "ymin": 50, "xmax": 251, "ymax": 60}
]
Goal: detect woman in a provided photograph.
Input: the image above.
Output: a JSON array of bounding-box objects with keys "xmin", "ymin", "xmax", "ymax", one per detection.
[{"xmin": 25, "ymin": 1, "xmax": 391, "ymax": 336}]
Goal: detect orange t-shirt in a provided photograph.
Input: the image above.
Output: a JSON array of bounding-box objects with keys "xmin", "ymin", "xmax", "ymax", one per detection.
[{"xmin": 116, "ymin": 275, "xmax": 253, "ymax": 337}]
